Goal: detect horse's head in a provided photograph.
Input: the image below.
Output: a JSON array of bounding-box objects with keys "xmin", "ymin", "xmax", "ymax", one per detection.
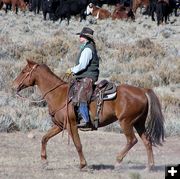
[{"xmin": 12, "ymin": 60, "xmax": 39, "ymax": 92}]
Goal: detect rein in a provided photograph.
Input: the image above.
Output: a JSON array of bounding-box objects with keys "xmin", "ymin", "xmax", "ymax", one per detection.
[
  {"xmin": 17, "ymin": 64, "xmax": 38, "ymax": 90},
  {"xmin": 16, "ymin": 64, "xmax": 66, "ymax": 103},
  {"xmin": 16, "ymin": 64, "xmax": 72, "ymax": 142},
  {"xmin": 16, "ymin": 92, "xmax": 45, "ymax": 103},
  {"xmin": 16, "ymin": 64, "xmax": 43, "ymax": 103},
  {"xmin": 42, "ymin": 82, "xmax": 65, "ymax": 99},
  {"xmin": 16, "ymin": 82, "xmax": 65, "ymax": 103}
]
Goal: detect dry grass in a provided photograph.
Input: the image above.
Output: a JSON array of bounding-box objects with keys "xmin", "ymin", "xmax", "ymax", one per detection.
[
  {"xmin": 0, "ymin": 11, "xmax": 179, "ymax": 135},
  {"xmin": 128, "ymin": 172, "xmax": 141, "ymax": 179}
]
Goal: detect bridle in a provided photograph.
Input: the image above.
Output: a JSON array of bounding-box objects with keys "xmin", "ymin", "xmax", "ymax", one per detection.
[
  {"xmin": 16, "ymin": 64, "xmax": 72, "ymax": 140},
  {"xmin": 16, "ymin": 64, "xmax": 72, "ymax": 139},
  {"xmin": 16, "ymin": 64, "xmax": 66, "ymax": 103},
  {"xmin": 17, "ymin": 64, "xmax": 38, "ymax": 92}
]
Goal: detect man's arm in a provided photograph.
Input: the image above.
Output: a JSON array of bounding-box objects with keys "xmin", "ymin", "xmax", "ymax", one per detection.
[{"xmin": 71, "ymin": 48, "xmax": 92, "ymax": 74}]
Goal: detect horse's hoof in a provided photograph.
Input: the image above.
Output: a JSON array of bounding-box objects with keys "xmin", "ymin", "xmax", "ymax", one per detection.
[
  {"xmin": 80, "ymin": 162, "xmax": 87, "ymax": 169},
  {"xmin": 41, "ymin": 160, "xmax": 48, "ymax": 169},
  {"xmin": 144, "ymin": 165, "xmax": 154, "ymax": 172},
  {"xmin": 116, "ymin": 156, "xmax": 123, "ymax": 163},
  {"xmin": 114, "ymin": 162, "xmax": 122, "ymax": 170}
]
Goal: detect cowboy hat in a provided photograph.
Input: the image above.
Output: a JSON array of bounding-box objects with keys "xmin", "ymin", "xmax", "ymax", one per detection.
[{"xmin": 76, "ymin": 27, "xmax": 94, "ymax": 41}]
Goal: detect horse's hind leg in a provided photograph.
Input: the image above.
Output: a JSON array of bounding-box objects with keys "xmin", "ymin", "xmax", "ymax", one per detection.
[
  {"xmin": 116, "ymin": 119, "xmax": 138, "ymax": 163},
  {"xmin": 134, "ymin": 121, "xmax": 154, "ymax": 170},
  {"xmin": 41, "ymin": 125, "xmax": 62, "ymax": 161}
]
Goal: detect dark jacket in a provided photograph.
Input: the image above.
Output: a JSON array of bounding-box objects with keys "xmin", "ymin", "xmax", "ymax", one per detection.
[{"xmin": 75, "ymin": 42, "xmax": 99, "ymax": 82}]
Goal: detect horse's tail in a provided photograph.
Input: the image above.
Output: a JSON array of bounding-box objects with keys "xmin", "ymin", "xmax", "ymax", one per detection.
[{"xmin": 145, "ymin": 89, "xmax": 165, "ymax": 146}]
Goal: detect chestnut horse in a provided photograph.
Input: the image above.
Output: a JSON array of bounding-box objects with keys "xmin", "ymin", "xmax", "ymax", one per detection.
[
  {"xmin": 12, "ymin": 60, "xmax": 165, "ymax": 170},
  {"xmin": 0, "ymin": 0, "xmax": 26, "ymax": 13}
]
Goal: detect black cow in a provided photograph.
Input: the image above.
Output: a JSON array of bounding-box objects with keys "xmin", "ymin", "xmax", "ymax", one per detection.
[
  {"xmin": 42, "ymin": 0, "xmax": 59, "ymax": 20},
  {"xmin": 143, "ymin": 0, "xmax": 179, "ymax": 24},
  {"xmin": 147, "ymin": 0, "xmax": 158, "ymax": 21},
  {"xmin": 54, "ymin": 0, "xmax": 90, "ymax": 24},
  {"xmin": 91, "ymin": 0, "xmax": 120, "ymax": 7},
  {"xmin": 171, "ymin": 0, "xmax": 179, "ymax": 16},
  {"xmin": 156, "ymin": 0, "xmax": 169, "ymax": 25},
  {"xmin": 104, "ymin": 0, "xmax": 122, "ymax": 5},
  {"xmin": 31, "ymin": 0, "xmax": 42, "ymax": 14}
]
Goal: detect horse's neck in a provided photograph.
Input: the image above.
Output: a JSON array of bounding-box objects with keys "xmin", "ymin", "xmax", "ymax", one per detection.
[
  {"xmin": 36, "ymin": 70, "xmax": 64, "ymax": 97},
  {"xmin": 36, "ymin": 71, "xmax": 68, "ymax": 117}
]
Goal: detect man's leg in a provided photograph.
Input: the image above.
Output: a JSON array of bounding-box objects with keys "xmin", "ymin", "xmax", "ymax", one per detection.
[{"xmin": 77, "ymin": 102, "xmax": 90, "ymax": 127}]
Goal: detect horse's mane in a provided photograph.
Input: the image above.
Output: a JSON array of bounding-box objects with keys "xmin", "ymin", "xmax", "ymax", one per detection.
[{"xmin": 40, "ymin": 64, "xmax": 65, "ymax": 83}]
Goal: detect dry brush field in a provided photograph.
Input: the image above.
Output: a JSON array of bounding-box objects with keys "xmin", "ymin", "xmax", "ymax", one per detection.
[{"xmin": 0, "ymin": 7, "xmax": 180, "ymax": 179}]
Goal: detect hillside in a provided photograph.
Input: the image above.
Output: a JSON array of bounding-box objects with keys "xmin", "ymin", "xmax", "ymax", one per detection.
[{"xmin": 0, "ymin": 9, "xmax": 180, "ymax": 134}]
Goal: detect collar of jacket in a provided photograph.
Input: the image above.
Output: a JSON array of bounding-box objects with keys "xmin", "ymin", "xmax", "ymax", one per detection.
[{"xmin": 80, "ymin": 41, "xmax": 89, "ymax": 50}]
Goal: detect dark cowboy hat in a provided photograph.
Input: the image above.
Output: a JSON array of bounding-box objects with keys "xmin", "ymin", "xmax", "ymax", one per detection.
[{"xmin": 76, "ymin": 27, "xmax": 94, "ymax": 41}]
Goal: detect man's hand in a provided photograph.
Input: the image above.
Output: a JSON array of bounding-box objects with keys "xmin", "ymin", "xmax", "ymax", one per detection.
[{"xmin": 65, "ymin": 68, "xmax": 72, "ymax": 76}]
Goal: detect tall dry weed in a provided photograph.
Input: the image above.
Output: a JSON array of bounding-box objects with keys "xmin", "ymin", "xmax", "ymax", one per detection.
[{"xmin": 0, "ymin": 11, "xmax": 179, "ymax": 134}]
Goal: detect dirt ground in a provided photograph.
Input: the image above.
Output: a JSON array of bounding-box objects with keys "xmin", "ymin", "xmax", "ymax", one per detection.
[{"xmin": 0, "ymin": 130, "xmax": 180, "ymax": 179}]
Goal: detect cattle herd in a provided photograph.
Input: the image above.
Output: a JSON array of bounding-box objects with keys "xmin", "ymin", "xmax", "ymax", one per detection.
[{"xmin": 0, "ymin": 0, "xmax": 179, "ymax": 25}]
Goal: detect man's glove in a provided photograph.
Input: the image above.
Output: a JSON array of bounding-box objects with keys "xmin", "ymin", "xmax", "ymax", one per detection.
[{"xmin": 65, "ymin": 68, "xmax": 72, "ymax": 75}]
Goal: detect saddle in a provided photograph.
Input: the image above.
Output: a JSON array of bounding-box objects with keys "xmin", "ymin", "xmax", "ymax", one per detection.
[
  {"xmin": 91, "ymin": 79, "xmax": 117, "ymax": 101},
  {"xmin": 68, "ymin": 79, "xmax": 117, "ymax": 130}
]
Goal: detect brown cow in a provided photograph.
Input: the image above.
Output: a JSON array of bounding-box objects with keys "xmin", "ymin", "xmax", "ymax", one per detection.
[
  {"xmin": 86, "ymin": 3, "xmax": 111, "ymax": 19},
  {"xmin": 132, "ymin": 0, "xmax": 150, "ymax": 13},
  {"xmin": 112, "ymin": 3, "xmax": 135, "ymax": 20},
  {"xmin": 0, "ymin": 0, "xmax": 26, "ymax": 13}
]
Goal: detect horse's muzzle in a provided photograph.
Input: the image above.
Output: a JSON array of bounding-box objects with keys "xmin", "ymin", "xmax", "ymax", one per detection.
[{"xmin": 12, "ymin": 81, "xmax": 23, "ymax": 93}]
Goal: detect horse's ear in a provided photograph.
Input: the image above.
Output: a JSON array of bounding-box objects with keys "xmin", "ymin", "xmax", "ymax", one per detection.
[{"xmin": 27, "ymin": 59, "xmax": 37, "ymax": 67}]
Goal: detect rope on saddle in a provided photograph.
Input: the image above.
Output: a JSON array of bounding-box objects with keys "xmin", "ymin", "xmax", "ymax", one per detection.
[{"xmin": 94, "ymin": 88, "xmax": 105, "ymax": 129}]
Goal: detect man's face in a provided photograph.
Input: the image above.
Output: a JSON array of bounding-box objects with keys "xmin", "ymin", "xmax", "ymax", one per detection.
[{"xmin": 79, "ymin": 36, "xmax": 87, "ymax": 43}]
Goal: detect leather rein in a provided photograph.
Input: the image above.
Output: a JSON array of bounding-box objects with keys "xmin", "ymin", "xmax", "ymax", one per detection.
[
  {"xmin": 16, "ymin": 64, "xmax": 66, "ymax": 104},
  {"xmin": 16, "ymin": 64, "xmax": 72, "ymax": 140}
]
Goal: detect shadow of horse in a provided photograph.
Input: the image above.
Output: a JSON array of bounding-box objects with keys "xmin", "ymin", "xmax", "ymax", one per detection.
[
  {"xmin": 115, "ymin": 163, "xmax": 165, "ymax": 172},
  {"xmin": 89, "ymin": 164, "xmax": 115, "ymax": 170},
  {"xmin": 88, "ymin": 163, "xmax": 165, "ymax": 172},
  {"xmin": 128, "ymin": 164, "xmax": 165, "ymax": 171}
]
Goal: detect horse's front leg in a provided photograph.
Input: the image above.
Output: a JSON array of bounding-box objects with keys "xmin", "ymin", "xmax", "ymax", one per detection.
[
  {"xmin": 70, "ymin": 123, "xmax": 87, "ymax": 169},
  {"xmin": 41, "ymin": 125, "xmax": 62, "ymax": 161}
]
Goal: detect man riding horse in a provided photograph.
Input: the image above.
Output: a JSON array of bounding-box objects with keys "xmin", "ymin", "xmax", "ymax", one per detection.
[{"xmin": 66, "ymin": 27, "xmax": 99, "ymax": 128}]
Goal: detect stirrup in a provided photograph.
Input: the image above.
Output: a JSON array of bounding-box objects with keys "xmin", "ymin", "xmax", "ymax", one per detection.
[{"xmin": 93, "ymin": 117, "xmax": 99, "ymax": 130}]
